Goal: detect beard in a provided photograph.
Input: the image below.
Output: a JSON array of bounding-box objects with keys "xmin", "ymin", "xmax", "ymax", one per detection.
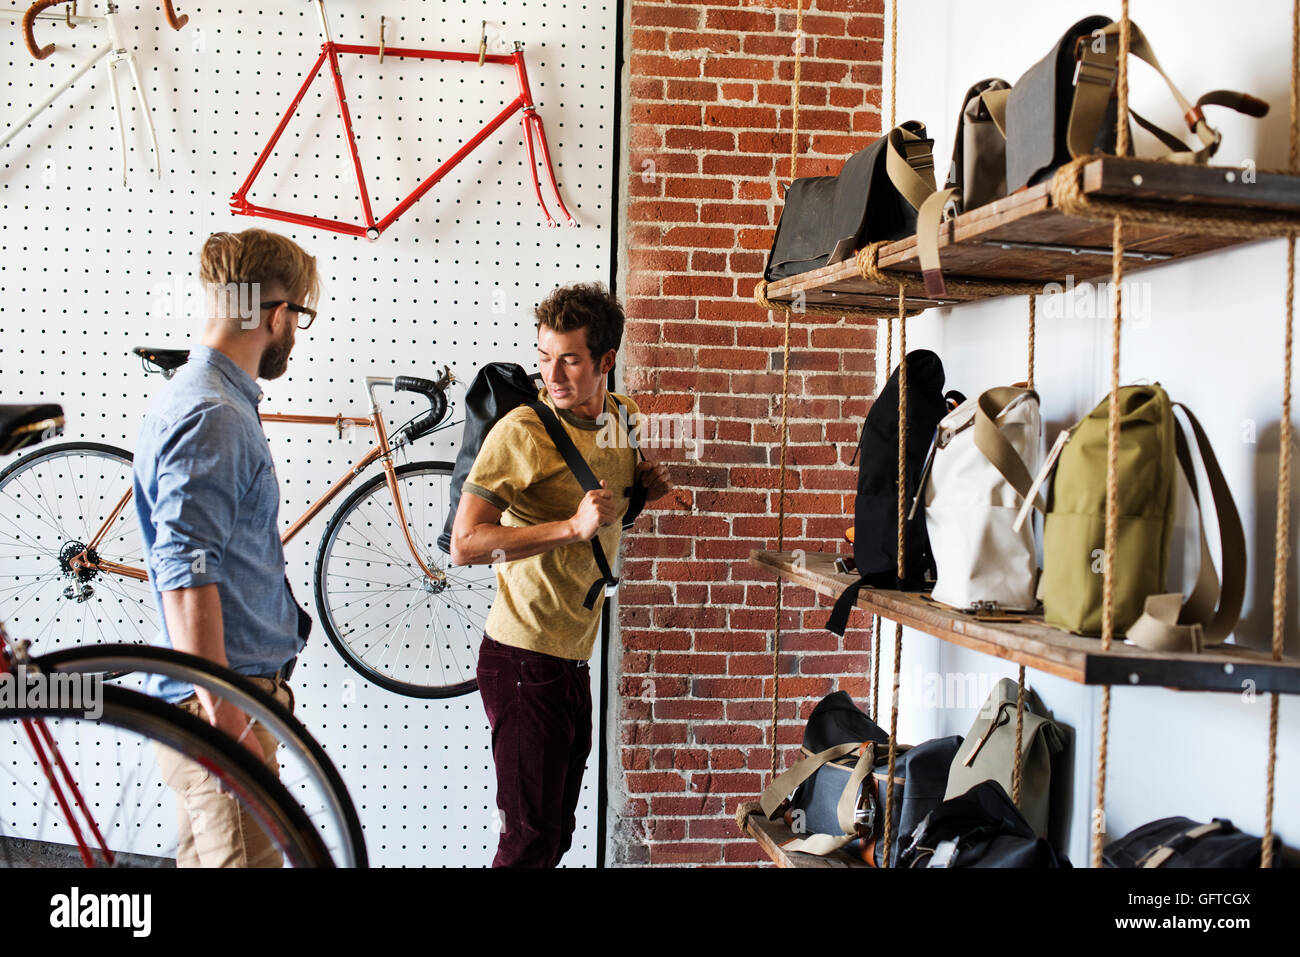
[{"xmin": 257, "ymin": 321, "xmax": 295, "ymax": 380}]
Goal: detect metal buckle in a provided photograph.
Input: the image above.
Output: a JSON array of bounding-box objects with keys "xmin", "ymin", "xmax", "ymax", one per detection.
[
  {"xmin": 1073, "ymin": 57, "xmax": 1117, "ymax": 89},
  {"xmin": 854, "ymin": 797, "xmax": 877, "ymax": 837}
]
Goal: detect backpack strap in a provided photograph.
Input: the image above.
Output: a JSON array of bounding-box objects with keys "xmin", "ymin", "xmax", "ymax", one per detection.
[
  {"xmin": 1126, "ymin": 405, "xmax": 1246, "ymax": 651},
  {"xmin": 826, "ymin": 578, "xmax": 867, "ymax": 637},
  {"xmin": 528, "ymin": 400, "xmax": 620, "ymax": 610},
  {"xmin": 610, "ymin": 395, "xmax": 649, "ymax": 530}
]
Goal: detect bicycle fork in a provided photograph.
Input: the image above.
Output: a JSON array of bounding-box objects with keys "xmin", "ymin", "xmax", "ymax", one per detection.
[
  {"xmin": 514, "ymin": 46, "xmax": 576, "ymax": 228},
  {"xmin": 0, "ymin": 633, "xmax": 115, "ymax": 867}
]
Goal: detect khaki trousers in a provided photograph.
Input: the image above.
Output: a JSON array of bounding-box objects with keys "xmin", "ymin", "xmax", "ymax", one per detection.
[{"xmin": 154, "ymin": 677, "xmax": 294, "ymax": 868}]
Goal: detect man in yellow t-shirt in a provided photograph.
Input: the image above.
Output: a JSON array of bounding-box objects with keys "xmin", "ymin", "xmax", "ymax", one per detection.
[{"xmin": 450, "ymin": 283, "xmax": 673, "ymax": 868}]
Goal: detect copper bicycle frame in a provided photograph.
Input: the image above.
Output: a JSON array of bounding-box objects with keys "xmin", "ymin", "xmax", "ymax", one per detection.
[{"xmin": 67, "ymin": 408, "xmax": 441, "ymax": 585}]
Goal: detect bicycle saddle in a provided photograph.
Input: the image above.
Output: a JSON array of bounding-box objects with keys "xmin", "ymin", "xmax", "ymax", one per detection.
[
  {"xmin": 133, "ymin": 346, "xmax": 191, "ymax": 373},
  {"xmin": 0, "ymin": 403, "xmax": 64, "ymax": 455}
]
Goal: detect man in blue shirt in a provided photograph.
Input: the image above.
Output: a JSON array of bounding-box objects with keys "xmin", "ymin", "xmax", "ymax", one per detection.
[{"xmin": 134, "ymin": 228, "xmax": 320, "ymax": 867}]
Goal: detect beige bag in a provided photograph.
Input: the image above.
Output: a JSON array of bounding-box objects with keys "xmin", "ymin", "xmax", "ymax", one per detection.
[{"xmin": 944, "ymin": 677, "xmax": 1065, "ymax": 838}]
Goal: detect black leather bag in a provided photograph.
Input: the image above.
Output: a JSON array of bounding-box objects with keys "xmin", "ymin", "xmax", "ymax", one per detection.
[
  {"xmin": 1104, "ymin": 817, "xmax": 1284, "ymax": 868},
  {"xmin": 897, "ymin": 780, "xmax": 1071, "ymax": 868},
  {"xmin": 764, "ymin": 122, "xmax": 936, "ymax": 282},
  {"xmin": 826, "ymin": 350, "xmax": 961, "ymax": 635},
  {"xmin": 437, "ymin": 362, "xmax": 543, "ymax": 555}
]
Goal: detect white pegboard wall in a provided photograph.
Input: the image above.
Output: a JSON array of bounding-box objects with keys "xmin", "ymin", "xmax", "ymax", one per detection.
[{"xmin": 0, "ymin": 0, "xmax": 615, "ymax": 867}]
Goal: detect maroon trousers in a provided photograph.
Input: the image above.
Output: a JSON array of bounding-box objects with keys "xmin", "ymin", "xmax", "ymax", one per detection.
[{"xmin": 476, "ymin": 635, "xmax": 592, "ymax": 868}]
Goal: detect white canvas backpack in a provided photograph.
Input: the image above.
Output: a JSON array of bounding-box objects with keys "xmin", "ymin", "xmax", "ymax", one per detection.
[{"xmin": 921, "ymin": 386, "xmax": 1043, "ymax": 611}]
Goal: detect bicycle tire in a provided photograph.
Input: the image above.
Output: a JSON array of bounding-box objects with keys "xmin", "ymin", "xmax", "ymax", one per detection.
[
  {"xmin": 0, "ymin": 442, "xmax": 156, "ymax": 653},
  {"xmin": 313, "ymin": 460, "xmax": 495, "ymax": 699},
  {"xmin": 0, "ymin": 683, "xmax": 332, "ymax": 868},
  {"xmin": 34, "ymin": 643, "xmax": 367, "ymax": 867}
]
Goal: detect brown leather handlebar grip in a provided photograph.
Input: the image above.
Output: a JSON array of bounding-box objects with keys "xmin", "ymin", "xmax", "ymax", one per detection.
[
  {"xmin": 23, "ymin": 0, "xmax": 69, "ymax": 60},
  {"xmin": 163, "ymin": 0, "xmax": 188, "ymax": 31}
]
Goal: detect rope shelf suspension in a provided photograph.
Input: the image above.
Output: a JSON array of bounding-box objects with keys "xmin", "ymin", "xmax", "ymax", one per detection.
[
  {"xmin": 744, "ymin": 0, "xmax": 1297, "ymax": 871},
  {"xmin": 1262, "ymin": 0, "xmax": 1299, "ymax": 871}
]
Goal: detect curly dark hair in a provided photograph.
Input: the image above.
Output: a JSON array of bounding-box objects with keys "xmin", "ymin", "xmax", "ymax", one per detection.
[{"xmin": 535, "ymin": 282, "xmax": 625, "ymax": 361}]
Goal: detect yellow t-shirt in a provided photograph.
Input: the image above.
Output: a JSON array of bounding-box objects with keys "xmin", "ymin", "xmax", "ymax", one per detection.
[{"xmin": 463, "ymin": 388, "xmax": 640, "ymax": 660}]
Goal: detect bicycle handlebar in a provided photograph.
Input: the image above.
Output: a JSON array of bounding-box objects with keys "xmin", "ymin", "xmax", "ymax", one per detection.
[
  {"xmin": 393, "ymin": 369, "xmax": 452, "ymax": 444},
  {"xmin": 163, "ymin": 0, "xmax": 189, "ymax": 31},
  {"xmin": 23, "ymin": 0, "xmax": 70, "ymax": 60}
]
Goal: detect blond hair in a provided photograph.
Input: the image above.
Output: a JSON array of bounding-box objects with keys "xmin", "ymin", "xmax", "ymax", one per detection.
[{"xmin": 199, "ymin": 229, "xmax": 321, "ymax": 319}]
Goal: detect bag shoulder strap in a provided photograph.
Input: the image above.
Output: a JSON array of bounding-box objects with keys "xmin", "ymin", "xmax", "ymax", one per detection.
[
  {"xmin": 610, "ymin": 396, "xmax": 649, "ymax": 530},
  {"xmin": 1069, "ymin": 20, "xmax": 1266, "ymax": 165},
  {"xmin": 528, "ymin": 401, "xmax": 619, "ymax": 609},
  {"xmin": 981, "ymin": 86, "xmax": 1011, "ymax": 137},
  {"xmin": 759, "ymin": 742, "xmax": 878, "ymax": 857},
  {"xmin": 1127, "ymin": 405, "xmax": 1246, "ymax": 651},
  {"xmin": 885, "ymin": 122, "xmax": 938, "ymax": 213},
  {"xmin": 972, "ymin": 386, "xmax": 1047, "ymax": 513}
]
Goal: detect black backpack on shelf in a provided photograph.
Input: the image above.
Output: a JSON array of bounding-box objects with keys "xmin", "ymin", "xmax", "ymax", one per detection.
[
  {"xmin": 826, "ymin": 350, "xmax": 960, "ymax": 636},
  {"xmin": 438, "ymin": 362, "xmax": 647, "ymax": 609},
  {"xmin": 896, "ymin": 780, "xmax": 1071, "ymax": 869}
]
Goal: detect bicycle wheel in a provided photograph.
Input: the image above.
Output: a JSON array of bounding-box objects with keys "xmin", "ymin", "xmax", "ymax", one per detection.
[
  {"xmin": 0, "ymin": 684, "xmax": 332, "ymax": 868},
  {"xmin": 0, "ymin": 443, "xmax": 157, "ymax": 652},
  {"xmin": 35, "ymin": 643, "xmax": 367, "ymax": 867},
  {"xmin": 314, "ymin": 460, "xmax": 495, "ymax": 698}
]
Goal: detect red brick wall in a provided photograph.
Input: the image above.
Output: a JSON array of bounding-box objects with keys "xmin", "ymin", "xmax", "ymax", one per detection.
[{"xmin": 614, "ymin": 0, "xmax": 886, "ymax": 866}]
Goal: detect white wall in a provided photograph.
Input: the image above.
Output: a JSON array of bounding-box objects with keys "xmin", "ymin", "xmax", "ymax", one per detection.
[{"xmin": 878, "ymin": 0, "xmax": 1298, "ymax": 864}]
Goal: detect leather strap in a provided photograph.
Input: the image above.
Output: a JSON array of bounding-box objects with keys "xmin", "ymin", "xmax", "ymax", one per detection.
[
  {"xmin": 1126, "ymin": 405, "xmax": 1246, "ymax": 651},
  {"xmin": 917, "ymin": 186, "xmax": 958, "ymax": 298},
  {"xmin": 1137, "ymin": 819, "xmax": 1228, "ymax": 868}
]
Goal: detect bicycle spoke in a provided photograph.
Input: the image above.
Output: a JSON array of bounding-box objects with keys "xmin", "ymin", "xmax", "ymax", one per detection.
[
  {"xmin": 316, "ymin": 463, "xmax": 488, "ymax": 695},
  {"xmin": 357, "ymin": 592, "xmax": 434, "ymax": 670}
]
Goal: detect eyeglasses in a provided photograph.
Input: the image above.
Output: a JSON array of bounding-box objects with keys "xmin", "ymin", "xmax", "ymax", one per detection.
[{"xmin": 260, "ymin": 300, "xmax": 318, "ymax": 330}]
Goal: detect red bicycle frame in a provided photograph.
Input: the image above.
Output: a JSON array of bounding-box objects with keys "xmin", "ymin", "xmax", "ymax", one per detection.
[
  {"xmin": 230, "ymin": 39, "xmax": 576, "ymax": 239},
  {"xmin": 0, "ymin": 627, "xmax": 114, "ymax": 866}
]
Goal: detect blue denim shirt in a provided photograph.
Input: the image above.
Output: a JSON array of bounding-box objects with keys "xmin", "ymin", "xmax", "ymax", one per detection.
[{"xmin": 134, "ymin": 346, "xmax": 303, "ymax": 703}]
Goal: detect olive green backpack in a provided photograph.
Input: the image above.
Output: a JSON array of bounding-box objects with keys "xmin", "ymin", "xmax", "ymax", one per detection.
[{"xmin": 1038, "ymin": 385, "xmax": 1246, "ymax": 650}]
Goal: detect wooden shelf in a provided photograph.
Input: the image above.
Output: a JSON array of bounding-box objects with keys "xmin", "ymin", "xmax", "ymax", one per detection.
[
  {"xmin": 762, "ymin": 158, "xmax": 1300, "ymax": 312},
  {"xmin": 738, "ymin": 807, "xmax": 868, "ymax": 868},
  {"xmin": 751, "ymin": 550, "xmax": 1300, "ymax": 695}
]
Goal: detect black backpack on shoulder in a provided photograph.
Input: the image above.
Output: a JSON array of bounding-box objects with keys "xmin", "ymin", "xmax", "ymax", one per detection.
[
  {"xmin": 438, "ymin": 362, "xmax": 647, "ymax": 609},
  {"xmin": 826, "ymin": 349, "xmax": 959, "ymax": 636}
]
